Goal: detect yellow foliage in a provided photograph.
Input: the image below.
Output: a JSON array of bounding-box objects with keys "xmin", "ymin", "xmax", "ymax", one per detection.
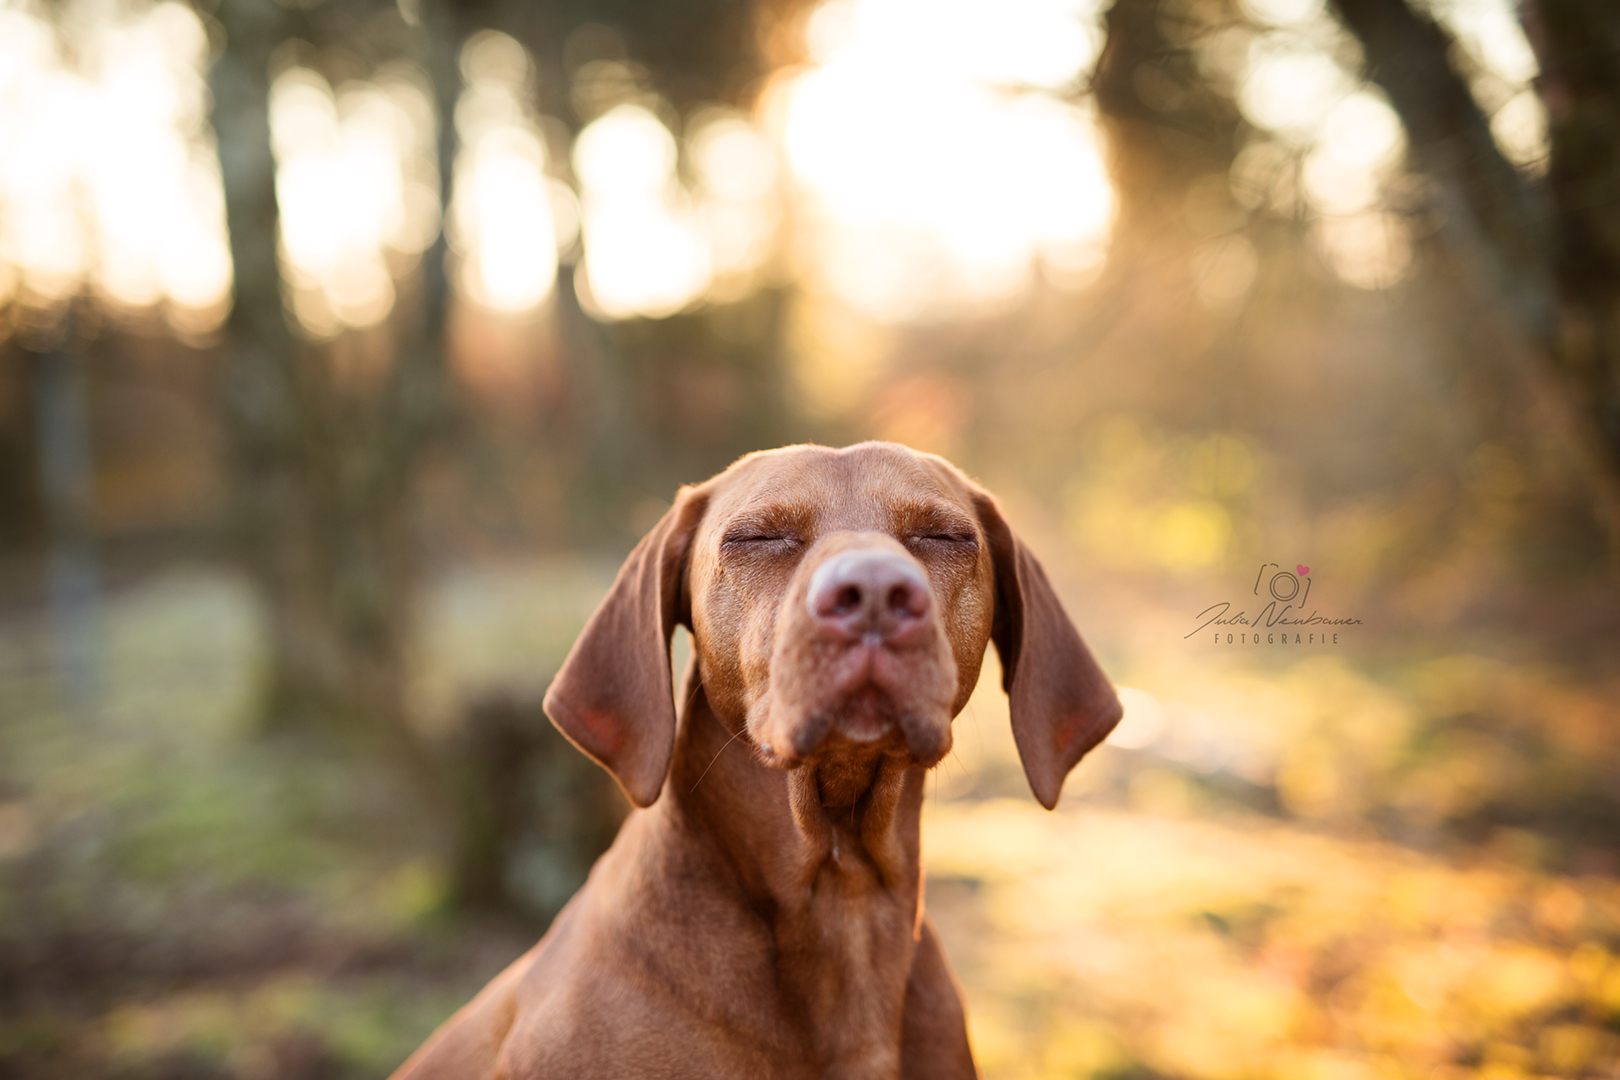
[{"xmin": 922, "ymin": 799, "xmax": 1620, "ymax": 1080}]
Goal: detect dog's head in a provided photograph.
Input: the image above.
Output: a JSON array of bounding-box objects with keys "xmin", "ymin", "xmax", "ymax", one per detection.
[{"xmin": 542, "ymin": 442, "xmax": 1121, "ymax": 810}]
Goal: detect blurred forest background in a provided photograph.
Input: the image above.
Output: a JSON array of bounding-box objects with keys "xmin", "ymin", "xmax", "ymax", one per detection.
[{"xmin": 2, "ymin": 0, "xmax": 1620, "ymax": 1075}]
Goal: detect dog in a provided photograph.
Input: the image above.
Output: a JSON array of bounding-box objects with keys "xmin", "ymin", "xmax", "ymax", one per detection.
[{"xmin": 390, "ymin": 442, "xmax": 1121, "ymax": 1079}]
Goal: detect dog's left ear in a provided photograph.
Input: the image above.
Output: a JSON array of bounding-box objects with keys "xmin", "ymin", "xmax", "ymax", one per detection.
[
  {"xmin": 544, "ymin": 485, "xmax": 709, "ymax": 808},
  {"xmin": 971, "ymin": 489, "xmax": 1123, "ymax": 810}
]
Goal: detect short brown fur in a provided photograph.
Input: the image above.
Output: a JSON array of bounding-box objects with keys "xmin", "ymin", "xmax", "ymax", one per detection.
[{"xmin": 390, "ymin": 443, "xmax": 1121, "ymax": 1080}]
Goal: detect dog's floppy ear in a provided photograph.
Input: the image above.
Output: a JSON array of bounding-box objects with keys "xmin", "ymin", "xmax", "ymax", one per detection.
[
  {"xmin": 544, "ymin": 486, "xmax": 709, "ymax": 808},
  {"xmin": 972, "ymin": 490, "xmax": 1123, "ymax": 810}
]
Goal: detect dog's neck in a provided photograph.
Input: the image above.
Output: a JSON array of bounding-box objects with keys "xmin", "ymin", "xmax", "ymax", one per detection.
[{"xmin": 666, "ymin": 680, "xmax": 926, "ymax": 1080}]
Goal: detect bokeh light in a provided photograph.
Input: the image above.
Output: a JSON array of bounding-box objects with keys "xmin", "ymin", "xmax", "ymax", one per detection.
[
  {"xmin": 449, "ymin": 31, "xmax": 575, "ymax": 314},
  {"xmin": 269, "ymin": 61, "xmax": 439, "ymax": 338},
  {"xmin": 0, "ymin": 0, "xmax": 232, "ymax": 334},
  {"xmin": 573, "ymin": 104, "xmax": 714, "ymax": 320},
  {"xmin": 764, "ymin": 0, "xmax": 1115, "ymax": 321},
  {"xmin": 1238, "ymin": 35, "xmax": 1354, "ymax": 142},
  {"xmin": 688, "ymin": 109, "xmax": 781, "ymax": 302}
]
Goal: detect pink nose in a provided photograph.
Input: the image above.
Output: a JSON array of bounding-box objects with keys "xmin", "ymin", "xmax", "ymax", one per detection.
[{"xmin": 807, "ymin": 549, "xmax": 932, "ymax": 641}]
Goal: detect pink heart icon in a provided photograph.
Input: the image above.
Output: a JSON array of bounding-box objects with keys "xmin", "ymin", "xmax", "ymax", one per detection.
[{"xmin": 1296, "ymin": 564, "xmax": 1310, "ymax": 576}]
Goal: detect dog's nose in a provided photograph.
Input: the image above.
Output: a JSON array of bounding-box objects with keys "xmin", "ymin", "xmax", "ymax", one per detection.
[{"xmin": 807, "ymin": 549, "xmax": 932, "ymax": 641}]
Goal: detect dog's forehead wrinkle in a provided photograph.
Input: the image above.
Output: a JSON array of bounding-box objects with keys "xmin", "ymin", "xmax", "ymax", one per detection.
[
  {"xmin": 705, "ymin": 446, "xmax": 973, "ymax": 543},
  {"xmin": 699, "ymin": 440, "xmax": 980, "ymax": 522},
  {"xmin": 709, "ymin": 462, "xmax": 836, "ymax": 526}
]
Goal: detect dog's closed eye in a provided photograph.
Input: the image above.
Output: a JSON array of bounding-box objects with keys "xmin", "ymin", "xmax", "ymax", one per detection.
[
  {"xmin": 722, "ymin": 530, "xmax": 804, "ymax": 553},
  {"xmin": 905, "ymin": 533, "xmax": 978, "ymax": 553}
]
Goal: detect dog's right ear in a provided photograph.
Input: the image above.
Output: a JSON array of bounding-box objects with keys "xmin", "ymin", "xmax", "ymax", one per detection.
[
  {"xmin": 544, "ymin": 485, "xmax": 709, "ymax": 809},
  {"xmin": 971, "ymin": 489, "xmax": 1123, "ymax": 811}
]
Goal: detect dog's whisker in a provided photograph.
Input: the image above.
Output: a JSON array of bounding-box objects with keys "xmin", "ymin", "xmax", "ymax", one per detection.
[{"xmin": 690, "ymin": 720, "xmax": 750, "ymax": 793}]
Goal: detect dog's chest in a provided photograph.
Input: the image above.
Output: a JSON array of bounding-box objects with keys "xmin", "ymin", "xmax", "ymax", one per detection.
[{"xmin": 763, "ymin": 854, "xmax": 920, "ymax": 1079}]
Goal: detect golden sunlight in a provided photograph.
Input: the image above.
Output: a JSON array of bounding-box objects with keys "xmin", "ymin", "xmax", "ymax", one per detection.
[
  {"xmin": 764, "ymin": 0, "xmax": 1115, "ymax": 322},
  {"xmin": 573, "ymin": 104, "xmax": 713, "ymax": 320},
  {"xmin": 449, "ymin": 31, "xmax": 573, "ymax": 314},
  {"xmin": 269, "ymin": 61, "xmax": 438, "ymax": 338},
  {"xmin": 0, "ymin": 0, "xmax": 232, "ymax": 333},
  {"xmin": 687, "ymin": 109, "xmax": 781, "ymax": 303},
  {"xmin": 1442, "ymin": 0, "xmax": 1547, "ymax": 171}
]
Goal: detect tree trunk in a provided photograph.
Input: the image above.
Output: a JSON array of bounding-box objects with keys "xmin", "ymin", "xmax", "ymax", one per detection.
[
  {"xmin": 1094, "ymin": 0, "xmax": 1247, "ymax": 242},
  {"xmin": 209, "ymin": 0, "xmax": 456, "ymax": 750},
  {"xmin": 1327, "ymin": 0, "xmax": 1620, "ymax": 563},
  {"xmin": 209, "ymin": 0, "xmax": 323, "ymax": 726},
  {"xmin": 1527, "ymin": 0, "xmax": 1620, "ymax": 492}
]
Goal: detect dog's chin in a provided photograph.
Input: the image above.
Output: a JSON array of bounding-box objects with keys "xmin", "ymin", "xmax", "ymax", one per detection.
[
  {"xmin": 834, "ymin": 686, "xmax": 900, "ymax": 744},
  {"xmin": 753, "ymin": 684, "xmax": 952, "ymax": 771}
]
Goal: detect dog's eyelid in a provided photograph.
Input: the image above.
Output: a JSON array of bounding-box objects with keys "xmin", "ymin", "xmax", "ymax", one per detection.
[
  {"xmin": 721, "ymin": 530, "xmax": 802, "ymax": 547},
  {"xmin": 906, "ymin": 532, "xmax": 978, "ymax": 548}
]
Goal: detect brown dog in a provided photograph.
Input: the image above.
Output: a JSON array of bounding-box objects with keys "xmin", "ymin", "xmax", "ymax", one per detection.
[{"xmin": 390, "ymin": 442, "xmax": 1121, "ymax": 1080}]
